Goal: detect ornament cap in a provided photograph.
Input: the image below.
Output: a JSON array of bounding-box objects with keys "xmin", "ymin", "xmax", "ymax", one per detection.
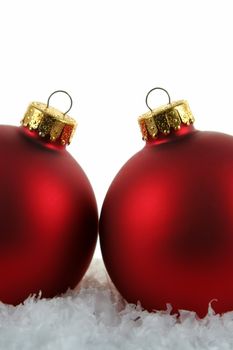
[
  {"xmin": 21, "ymin": 93, "xmax": 77, "ymax": 146},
  {"xmin": 138, "ymin": 99, "xmax": 195, "ymax": 141}
]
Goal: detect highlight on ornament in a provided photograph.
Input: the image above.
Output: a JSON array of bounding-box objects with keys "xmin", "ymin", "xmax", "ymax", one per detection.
[
  {"xmin": 0, "ymin": 91, "xmax": 98, "ymax": 305},
  {"xmin": 100, "ymin": 86, "xmax": 233, "ymax": 318}
]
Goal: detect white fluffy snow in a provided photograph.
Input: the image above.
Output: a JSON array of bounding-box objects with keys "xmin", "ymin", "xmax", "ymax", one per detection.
[{"xmin": 0, "ymin": 260, "xmax": 233, "ymax": 350}]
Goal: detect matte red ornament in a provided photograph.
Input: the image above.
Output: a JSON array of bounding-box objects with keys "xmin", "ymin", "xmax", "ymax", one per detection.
[
  {"xmin": 0, "ymin": 92, "xmax": 98, "ymax": 305},
  {"xmin": 100, "ymin": 88, "xmax": 233, "ymax": 317}
]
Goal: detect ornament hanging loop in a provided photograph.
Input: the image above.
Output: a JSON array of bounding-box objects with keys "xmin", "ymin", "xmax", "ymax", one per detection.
[
  {"xmin": 46, "ymin": 90, "xmax": 73, "ymax": 115},
  {"xmin": 145, "ymin": 87, "xmax": 171, "ymax": 112}
]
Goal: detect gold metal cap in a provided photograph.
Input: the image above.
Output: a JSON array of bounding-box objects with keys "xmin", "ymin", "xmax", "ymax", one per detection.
[
  {"xmin": 138, "ymin": 88, "xmax": 195, "ymax": 141},
  {"xmin": 21, "ymin": 91, "xmax": 77, "ymax": 146}
]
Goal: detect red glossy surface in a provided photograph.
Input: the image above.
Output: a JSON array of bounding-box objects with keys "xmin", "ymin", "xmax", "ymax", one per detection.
[
  {"xmin": 100, "ymin": 124, "xmax": 233, "ymax": 317},
  {"xmin": 0, "ymin": 125, "xmax": 98, "ymax": 304}
]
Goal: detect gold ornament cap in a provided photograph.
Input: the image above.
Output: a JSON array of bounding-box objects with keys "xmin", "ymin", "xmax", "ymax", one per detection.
[
  {"xmin": 138, "ymin": 87, "xmax": 195, "ymax": 141},
  {"xmin": 21, "ymin": 90, "xmax": 77, "ymax": 146}
]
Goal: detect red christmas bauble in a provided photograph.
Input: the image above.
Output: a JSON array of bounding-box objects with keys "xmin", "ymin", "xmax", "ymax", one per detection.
[
  {"xmin": 100, "ymin": 96, "xmax": 233, "ymax": 317},
  {"xmin": 0, "ymin": 97, "xmax": 98, "ymax": 304}
]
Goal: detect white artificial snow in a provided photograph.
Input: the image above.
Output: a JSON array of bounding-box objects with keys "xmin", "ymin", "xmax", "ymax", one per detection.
[{"xmin": 0, "ymin": 260, "xmax": 233, "ymax": 350}]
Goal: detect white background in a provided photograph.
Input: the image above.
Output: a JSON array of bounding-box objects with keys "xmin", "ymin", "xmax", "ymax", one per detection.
[{"xmin": 0, "ymin": 0, "xmax": 233, "ymax": 258}]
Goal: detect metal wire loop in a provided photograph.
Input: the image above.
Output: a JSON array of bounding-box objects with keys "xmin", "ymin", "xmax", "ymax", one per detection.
[
  {"xmin": 145, "ymin": 87, "xmax": 171, "ymax": 112},
  {"xmin": 46, "ymin": 90, "xmax": 73, "ymax": 115}
]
